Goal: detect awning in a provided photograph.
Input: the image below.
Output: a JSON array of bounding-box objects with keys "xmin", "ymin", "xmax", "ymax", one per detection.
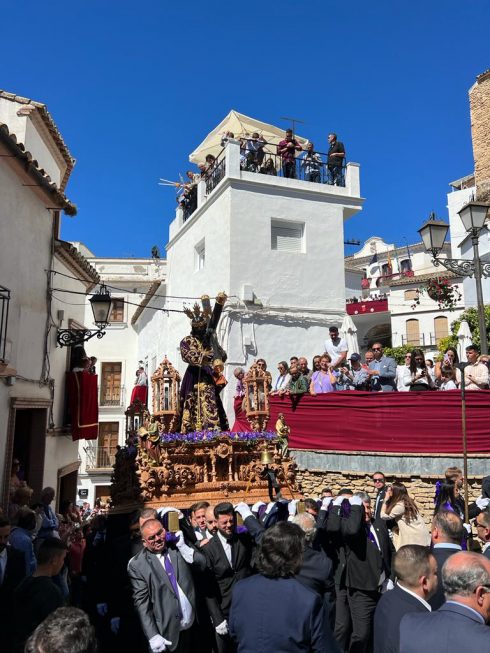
[{"xmin": 189, "ymin": 110, "xmax": 308, "ymax": 163}]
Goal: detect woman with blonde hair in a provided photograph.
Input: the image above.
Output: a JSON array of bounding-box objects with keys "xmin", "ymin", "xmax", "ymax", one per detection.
[{"xmin": 380, "ymin": 482, "xmax": 430, "ymax": 549}]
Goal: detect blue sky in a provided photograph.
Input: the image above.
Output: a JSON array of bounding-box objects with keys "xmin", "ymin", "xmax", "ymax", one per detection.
[{"xmin": 3, "ymin": 0, "xmax": 489, "ymax": 258}]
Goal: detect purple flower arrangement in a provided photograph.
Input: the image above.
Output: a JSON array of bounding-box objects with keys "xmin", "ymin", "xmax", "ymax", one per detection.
[{"xmin": 141, "ymin": 430, "xmax": 277, "ymax": 445}]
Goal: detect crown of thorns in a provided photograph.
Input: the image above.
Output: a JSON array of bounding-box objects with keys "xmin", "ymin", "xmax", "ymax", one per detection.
[{"xmin": 183, "ymin": 302, "xmax": 211, "ymax": 327}]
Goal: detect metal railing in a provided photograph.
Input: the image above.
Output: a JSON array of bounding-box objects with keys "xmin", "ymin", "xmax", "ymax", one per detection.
[
  {"xmin": 99, "ymin": 385, "xmax": 125, "ymax": 407},
  {"xmin": 401, "ymin": 333, "xmax": 437, "ymax": 347},
  {"xmin": 0, "ymin": 286, "xmax": 11, "ymax": 362},
  {"xmin": 85, "ymin": 444, "xmax": 117, "ymax": 470},
  {"xmin": 205, "ymin": 150, "xmax": 226, "ymax": 196}
]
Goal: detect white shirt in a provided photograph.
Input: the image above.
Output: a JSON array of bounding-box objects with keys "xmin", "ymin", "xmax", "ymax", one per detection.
[
  {"xmin": 396, "ymin": 365, "xmax": 410, "ymax": 392},
  {"xmin": 440, "ymin": 379, "xmax": 457, "ymax": 390},
  {"xmin": 0, "ymin": 548, "xmax": 7, "ymax": 585},
  {"xmin": 369, "ymin": 525, "xmax": 386, "ymax": 586},
  {"xmin": 397, "ymin": 582, "xmax": 432, "ymax": 611},
  {"xmin": 156, "ymin": 553, "xmax": 194, "ymax": 630},
  {"xmin": 217, "ymin": 531, "xmax": 232, "ymax": 567},
  {"xmin": 273, "ymin": 373, "xmax": 290, "ymax": 392},
  {"xmin": 324, "ymin": 337, "xmax": 348, "ymax": 367}
]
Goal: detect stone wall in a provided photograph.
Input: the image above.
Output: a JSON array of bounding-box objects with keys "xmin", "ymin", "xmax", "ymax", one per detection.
[
  {"xmin": 297, "ymin": 468, "xmax": 483, "ymax": 524},
  {"xmin": 470, "ymin": 69, "xmax": 490, "ymax": 202}
]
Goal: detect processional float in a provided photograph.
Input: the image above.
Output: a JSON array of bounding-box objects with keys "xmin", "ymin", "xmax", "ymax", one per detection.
[{"xmin": 110, "ymin": 293, "xmax": 300, "ymax": 511}]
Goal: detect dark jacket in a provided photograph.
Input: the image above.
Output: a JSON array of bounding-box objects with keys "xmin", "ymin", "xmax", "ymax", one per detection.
[
  {"xmin": 399, "ymin": 601, "xmax": 490, "ymax": 653},
  {"xmin": 0, "ymin": 546, "xmax": 26, "ymax": 646},
  {"xmin": 296, "ymin": 545, "xmax": 334, "ymax": 599},
  {"xmin": 127, "ymin": 546, "xmax": 199, "ymax": 652},
  {"xmin": 374, "ymin": 584, "xmax": 429, "ymax": 653},
  {"xmin": 202, "ymin": 531, "xmax": 254, "ymax": 626},
  {"xmin": 329, "ymin": 504, "xmax": 393, "ymax": 591},
  {"xmin": 229, "ymin": 574, "xmax": 341, "ymax": 653},
  {"xmin": 428, "ymin": 545, "xmax": 461, "ymax": 610}
]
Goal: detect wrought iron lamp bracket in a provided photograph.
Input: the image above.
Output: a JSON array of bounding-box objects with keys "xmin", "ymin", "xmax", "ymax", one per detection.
[
  {"xmin": 57, "ymin": 328, "xmax": 106, "ymax": 348},
  {"xmin": 431, "ymin": 256, "xmax": 490, "ymax": 279}
]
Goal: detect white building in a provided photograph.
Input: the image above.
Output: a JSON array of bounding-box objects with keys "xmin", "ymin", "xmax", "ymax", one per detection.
[
  {"xmin": 131, "ymin": 113, "xmax": 364, "ymax": 421},
  {"xmin": 345, "ymin": 236, "xmax": 465, "ymax": 353},
  {"xmin": 0, "ymin": 90, "xmax": 100, "ymax": 509},
  {"xmin": 73, "ymin": 252, "xmax": 166, "ymax": 507}
]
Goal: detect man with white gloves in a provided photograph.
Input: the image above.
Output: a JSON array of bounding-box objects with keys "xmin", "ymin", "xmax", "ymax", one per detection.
[{"xmin": 128, "ymin": 518, "xmax": 206, "ymax": 652}]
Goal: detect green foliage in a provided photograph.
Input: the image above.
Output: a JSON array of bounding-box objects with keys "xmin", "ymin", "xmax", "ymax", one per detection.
[
  {"xmin": 383, "ymin": 344, "xmax": 414, "ymax": 364},
  {"xmin": 446, "ymin": 306, "xmax": 490, "ymax": 350},
  {"xmin": 436, "ymin": 335, "xmax": 458, "ymax": 360}
]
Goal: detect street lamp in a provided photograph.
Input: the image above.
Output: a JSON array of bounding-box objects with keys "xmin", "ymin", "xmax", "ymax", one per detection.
[
  {"xmin": 57, "ymin": 283, "xmax": 112, "ymax": 347},
  {"xmin": 418, "ymin": 206, "xmax": 490, "ymax": 354}
]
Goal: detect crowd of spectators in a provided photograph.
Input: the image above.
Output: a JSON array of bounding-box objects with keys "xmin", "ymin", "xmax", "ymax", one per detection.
[
  {"xmin": 3, "ymin": 469, "xmax": 490, "ymax": 652},
  {"xmin": 234, "ymin": 328, "xmax": 490, "ymax": 404},
  {"xmin": 178, "ymin": 129, "xmax": 346, "ymax": 221}
]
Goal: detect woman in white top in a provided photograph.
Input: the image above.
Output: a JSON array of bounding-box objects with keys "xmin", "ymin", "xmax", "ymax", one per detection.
[
  {"xmin": 271, "ymin": 361, "xmax": 291, "ymax": 395},
  {"xmin": 380, "ymin": 482, "xmax": 430, "ymax": 550},
  {"xmin": 396, "ymin": 353, "xmax": 412, "ymax": 391},
  {"xmin": 403, "ymin": 349, "xmax": 435, "ymax": 391},
  {"xmin": 434, "ymin": 346, "xmax": 461, "ymax": 386}
]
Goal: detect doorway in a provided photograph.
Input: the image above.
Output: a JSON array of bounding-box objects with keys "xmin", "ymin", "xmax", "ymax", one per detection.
[{"xmin": 10, "ymin": 407, "xmax": 48, "ymax": 501}]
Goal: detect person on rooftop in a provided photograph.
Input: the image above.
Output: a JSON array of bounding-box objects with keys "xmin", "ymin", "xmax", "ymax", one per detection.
[{"xmin": 277, "ymin": 129, "xmax": 302, "ymax": 178}]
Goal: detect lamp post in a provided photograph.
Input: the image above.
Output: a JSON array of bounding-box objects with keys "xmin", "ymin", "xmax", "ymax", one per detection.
[
  {"xmin": 57, "ymin": 283, "xmax": 112, "ymax": 347},
  {"xmin": 418, "ymin": 205, "xmax": 490, "ymax": 354}
]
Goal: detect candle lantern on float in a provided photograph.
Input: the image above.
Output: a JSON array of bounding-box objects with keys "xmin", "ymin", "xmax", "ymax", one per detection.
[
  {"xmin": 125, "ymin": 398, "xmax": 147, "ymax": 439},
  {"xmin": 244, "ymin": 363, "xmax": 270, "ymax": 431},
  {"xmin": 151, "ymin": 357, "xmax": 181, "ymax": 432}
]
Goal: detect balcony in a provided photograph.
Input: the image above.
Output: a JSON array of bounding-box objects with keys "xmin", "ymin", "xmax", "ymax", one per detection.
[
  {"xmin": 401, "ymin": 333, "xmax": 437, "ymax": 347},
  {"xmin": 85, "ymin": 444, "xmax": 117, "ymax": 471},
  {"xmin": 346, "ymin": 297, "xmax": 389, "ymax": 316},
  {"xmin": 99, "ymin": 386, "xmax": 126, "ymax": 408},
  {"xmin": 169, "ymin": 139, "xmax": 362, "ymax": 240}
]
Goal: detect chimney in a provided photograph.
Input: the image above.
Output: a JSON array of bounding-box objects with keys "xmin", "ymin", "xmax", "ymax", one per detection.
[{"xmin": 469, "ymin": 69, "xmax": 490, "ymax": 202}]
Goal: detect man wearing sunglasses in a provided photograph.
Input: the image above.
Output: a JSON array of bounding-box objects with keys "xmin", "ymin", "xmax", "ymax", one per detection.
[
  {"xmin": 475, "ymin": 510, "xmax": 490, "ymax": 560},
  {"xmin": 399, "ymin": 551, "xmax": 490, "ymax": 652},
  {"xmin": 367, "ymin": 343, "xmax": 397, "ymax": 392}
]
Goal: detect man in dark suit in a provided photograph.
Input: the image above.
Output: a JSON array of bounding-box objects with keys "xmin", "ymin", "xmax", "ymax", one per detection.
[
  {"xmin": 429, "ymin": 509, "xmax": 464, "ymax": 610},
  {"xmin": 476, "ymin": 508, "xmax": 490, "ymax": 559},
  {"xmin": 372, "ymin": 472, "xmax": 387, "ymax": 521},
  {"xmin": 0, "ymin": 517, "xmax": 26, "ymax": 649},
  {"xmin": 374, "ymin": 545, "xmax": 437, "ymax": 653},
  {"xmin": 128, "ymin": 518, "xmax": 206, "ymax": 653},
  {"xmin": 202, "ymin": 502, "xmax": 255, "ymax": 653},
  {"xmin": 328, "ymin": 491, "xmax": 393, "ymax": 653},
  {"xmin": 399, "ymin": 551, "xmax": 490, "ymax": 652}
]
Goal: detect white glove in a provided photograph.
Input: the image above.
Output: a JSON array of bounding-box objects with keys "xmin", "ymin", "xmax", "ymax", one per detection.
[
  {"xmin": 349, "ymin": 496, "xmax": 363, "ymax": 507},
  {"xmin": 264, "ymin": 502, "xmax": 275, "ymax": 515},
  {"xmin": 288, "ymin": 499, "xmax": 299, "ymax": 517},
  {"xmin": 149, "ymin": 634, "xmax": 172, "ymax": 652},
  {"xmin": 96, "ymin": 603, "xmax": 108, "ymax": 617},
  {"xmin": 252, "ymin": 501, "xmax": 265, "ymax": 513},
  {"xmin": 463, "ymin": 523, "xmax": 472, "ymax": 535},
  {"xmin": 321, "ymin": 497, "xmax": 333, "ymax": 510},
  {"xmin": 381, "ymin": 578, "xmax": 395, "ymax": 593},
  {"xmin": 110, "ymin": 617, "xmax": 120, "ymax": 635},
  {"xmin": 174, "ymin": 530, "xmax": 194, "ymax": 563},
  {"xmin": 215, "ymin": 620, "xmax": 229, "ymax": 636},
  {"xmin": 234, "ymin": 502, "xmax": 253, "ymax": 520},
  {"xmin": 476, "ymin": 496, "xmax": 490, "ymax": 510},
  {"xmin": 333, "ymin": 496, "xmax": 345, "ymax": 506}
]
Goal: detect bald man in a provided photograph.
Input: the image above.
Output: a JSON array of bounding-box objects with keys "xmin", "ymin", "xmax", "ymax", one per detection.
[{"xmin": 399, "ymin": 552, "xmax": 490, "ymax": 652}]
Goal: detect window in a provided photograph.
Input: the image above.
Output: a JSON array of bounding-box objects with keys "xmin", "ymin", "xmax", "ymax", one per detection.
[
  {"xmin": 381, "ymin": 263, "xmax": 391, "ymax": 276},
  {"xmin": 271, "ymin": 220, "xmax": 304, "ymax": 252},
  {"xmin": 404, "ymin": 290, "xmax": 418, "ymax": 301},
  {"xmin": 97, "ymin": 422, "xmax": 119, "ymax": 468},
  {"xmin": 109, "ymin": 298, "xmax": 124, "ymax": 322},
  {"xmin": 195, "ymin": 240, "xmax": 205, "ymax": 270},
  {"xmin": 406, "ymin": 319, "xmax": 420, "ymax": 346},
  {"xmin": 100, "ymin": 362, "xmax": 122, "ymax": 406},
  {"xmin": 434, "ymin": 316, "xmax": 449, "ymax": 341},
  {"xmin": 400, "ymin": 259, "xmax": 412, "ymax": 273}
]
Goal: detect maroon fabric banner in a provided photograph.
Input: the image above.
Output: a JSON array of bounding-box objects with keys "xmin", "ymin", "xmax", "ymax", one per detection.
[
  {"xmin": 232, "ymin": 390, "xmax": 490, "ymax": 454},
  {"xmin": 66, "ymin": 372, "xmax": 99, "ymax": 441}
]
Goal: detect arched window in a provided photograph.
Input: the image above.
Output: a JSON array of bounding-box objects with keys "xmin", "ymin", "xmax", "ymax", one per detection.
[
  {"xmin": 401, "ymin": 259, "xmax": 412, "ymax": 273},
  {"xmin": 434, "ymin": 316, "xmax": 448, "ymax": 342},
  {"xmin": 406, "ymin": 319, "xmax": 420, "ymax": 346},
  {"xmin": 404, "ymin": 290, "xmax": 418, "ymax": 301}
]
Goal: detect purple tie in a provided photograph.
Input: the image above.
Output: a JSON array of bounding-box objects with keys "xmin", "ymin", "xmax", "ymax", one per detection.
[{"xmin": 163, "ymin": 553, "xmax": 182, "ymax": 618}]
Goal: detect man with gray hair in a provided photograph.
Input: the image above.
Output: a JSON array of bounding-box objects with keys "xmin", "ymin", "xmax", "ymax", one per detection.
[
  {"xmin": 374, "ymin": 545, "xmax": 437, "ymax": 653},
  {"xmin": 292, "ymin": 513, "xmax": 334, "ymax": 603},
  {"xmin": 429, "ymin": 509, "xmax": 464, "ymax": 610},
  {"xmin": 399, "ymin": 551, "xmax": 490, "ymax": 652}
]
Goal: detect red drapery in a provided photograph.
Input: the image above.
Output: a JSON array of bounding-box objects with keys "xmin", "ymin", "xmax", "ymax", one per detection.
[
  {"xmin": 66, "ymin": 372, "xmax": 99, "ymax": 441},
  {"xmin": 130, "ymin": 385, "xmax": 148, "ymax": 405},
  {"xmin": 232, "ymin": 390, "xmax": 490, "ymax": 454}
]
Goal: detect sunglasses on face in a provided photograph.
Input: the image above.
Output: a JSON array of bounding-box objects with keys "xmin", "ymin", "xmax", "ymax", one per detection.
[
  {"xmin": 372, "ymin": 348, "xmax": 382, "ymax": 351},
  {"xmin": 373, "ymin": 478, "xmax": 384, "ymax": 483}
]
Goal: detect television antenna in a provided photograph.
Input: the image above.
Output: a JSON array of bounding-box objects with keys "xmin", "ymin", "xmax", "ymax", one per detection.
[{"xmin": 280, "ymin": 116, "xmax": 305, "ymax": 138}]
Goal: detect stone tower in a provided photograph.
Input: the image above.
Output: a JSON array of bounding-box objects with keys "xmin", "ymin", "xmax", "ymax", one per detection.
[{"xmin": 469, "ymin": 69, "xmax": 490, "ymax": 201}]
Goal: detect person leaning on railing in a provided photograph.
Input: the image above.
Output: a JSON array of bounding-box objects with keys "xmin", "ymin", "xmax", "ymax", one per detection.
[
  {"xmin": 277, "ymin": 129, "xmax": 302, "ymax": 179},
  {"xmin": 300, "ymin": 142, "xmax": 323, "ymax": 183}
]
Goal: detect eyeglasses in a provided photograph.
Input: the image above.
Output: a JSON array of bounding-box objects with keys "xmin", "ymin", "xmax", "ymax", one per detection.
[
  {"xmin": 373, "ymin": 478, "xmax": 384, "ymax": 483},
  {"xmin": 474, "ymin": 520, "xmax": 487, "ymax": 529},
  {"xmin": 145, "ymin": 529, "xmax": 165, "ymax": 541},
  {"xmin": 372, "ymin": 347, "xmax": 382, "ymax": 351}
]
